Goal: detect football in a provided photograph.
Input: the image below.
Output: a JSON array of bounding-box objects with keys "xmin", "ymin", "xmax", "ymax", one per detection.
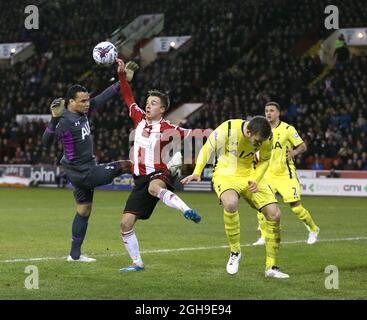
[{"xmin": 93, "ymin": 41, "xmax": 118, "ymax": 66}]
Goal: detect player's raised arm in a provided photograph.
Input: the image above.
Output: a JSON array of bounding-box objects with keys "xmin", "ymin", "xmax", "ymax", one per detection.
[
  {"xmin": 89, "ymin": 81, "xmax": 120, "ymax": 112},
  {"xmin": 42, "ymin": 98, "xmax": 65, "ymax": 148},
  {"xmin": 90, "ymin": 60, "xmax": 139, "ymax": 112},
  {"xmin": 116, "ymin": 59, "xmax": 145, "ymax": 125},
  {"xmin": 117, "ymin": 59, "xmax": 137, "ymax": 107}
]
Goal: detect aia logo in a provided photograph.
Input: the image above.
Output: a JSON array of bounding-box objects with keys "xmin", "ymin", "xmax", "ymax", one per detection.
[
  {"xmin": 81, "ymin": 121, "xmax": 91, "ymax": 140},
  {"xmin": 97, "ymin": 45, "xmax": 113, "ymax": 58}
]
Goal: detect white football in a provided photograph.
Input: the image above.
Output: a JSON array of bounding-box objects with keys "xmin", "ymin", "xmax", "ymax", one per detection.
[{"xmin": 93, "ymin": 41, "xmax": 118, "ymax": 66}]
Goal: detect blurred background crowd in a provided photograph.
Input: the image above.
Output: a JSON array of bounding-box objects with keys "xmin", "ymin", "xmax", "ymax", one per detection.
[{"xmin": 1, "ymin": 0, "xmax": 367, "ymax": 172}]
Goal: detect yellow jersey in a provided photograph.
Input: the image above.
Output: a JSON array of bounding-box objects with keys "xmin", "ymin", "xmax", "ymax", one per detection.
[
  {"xmin": 266, "ymin": 121, "xmax": 304, "ymax": 178},
  {"xmin": 193, "ymin": 119, "xmax": 273, "ymax": 178}
]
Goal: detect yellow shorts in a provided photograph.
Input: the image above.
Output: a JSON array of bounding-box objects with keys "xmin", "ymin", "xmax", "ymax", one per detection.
[
  {"xmin": 265, "ymin": 174, "xmax": 301, "ymax": 203},
  {"xmin": 212, "ymin": 174, "xmax": 277, "ymax": 210}
]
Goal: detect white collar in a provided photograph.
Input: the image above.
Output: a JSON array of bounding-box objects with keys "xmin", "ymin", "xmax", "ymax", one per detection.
[{"xmin": 146, "ymin": 117, "xmax": 163, "ymax": 125}]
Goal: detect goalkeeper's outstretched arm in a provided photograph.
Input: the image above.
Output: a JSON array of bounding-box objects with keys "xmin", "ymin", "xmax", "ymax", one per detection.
[
  {"xmin": 42, "ymin": 98, "xmax": 64, "ymax": 148},
  {"xmin": 89, "ymin": 82, "xmax": 120, "ymax": 112},
  {"xmin": 42, "ymin": 117, "xmax": 59, "ymax": 148}
]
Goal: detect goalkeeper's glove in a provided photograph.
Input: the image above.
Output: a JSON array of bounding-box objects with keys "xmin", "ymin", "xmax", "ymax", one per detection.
[
  {"xmin": 125, "ymin": 61, "xmax": 139, "ymax": 82},
  {"xmin": 50, "ymin": 98, "xmax": 65, "ymax": 118}
]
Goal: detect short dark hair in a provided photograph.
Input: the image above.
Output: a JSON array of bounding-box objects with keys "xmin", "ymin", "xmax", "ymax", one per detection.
[
  {"xmin": 67, "ymin": 85, "xmax": 88, "ymax": 103},
  {"xmin": 147, "ymin": 89, "xmax": 170, "ymax": 111},
  {"xmin": 247, "ymin": 115, "xmax": 272, "ymax": 140},
  {"xmin": 265, "ymin": 101, "xmax": 280, "ymax": 111}
]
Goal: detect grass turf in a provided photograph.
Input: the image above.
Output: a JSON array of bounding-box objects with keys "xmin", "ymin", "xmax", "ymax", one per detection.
[{"xmin": 0, "ymin": 187, "xmax": 366, "ymax": 299}]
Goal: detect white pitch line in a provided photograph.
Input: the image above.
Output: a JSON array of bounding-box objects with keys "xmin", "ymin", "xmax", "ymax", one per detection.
[{"xmin": 1, "ymin": 236, "xmax": 366, "ymax": 263}]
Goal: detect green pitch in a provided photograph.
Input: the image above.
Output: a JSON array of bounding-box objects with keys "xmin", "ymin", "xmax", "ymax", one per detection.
[{"xmin": 0, "ymin": 187, "xmax": 366, "ymax": 300}]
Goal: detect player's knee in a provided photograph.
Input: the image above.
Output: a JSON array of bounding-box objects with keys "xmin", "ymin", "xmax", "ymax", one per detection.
[
  {"xmin": 290, "ymin": 201, "xmax": 301, "ymax": 208},
  {"xmin": 148, "ymin": 184, "xmax": 159, "ymax": 197},
  {"xmin": 120, "ymin": 219, "xmax": 131, "ymax": 233},
  {"xmin": 77, "ymin": 204, "xmax": 92, "ymax": 217},
  {"xmin": 267, "ymin": 205, "xmax": 281, "ymax": 222},
  {"xmin": 120, "ymin": 160, "xmax": 132, "ymax": 173},
  {"xmin": 223, "ymin": 200, "xmax": 238, "ymax": 213},
  {"xmin": 120, "ymin": 221, "xmax": 133, "ymax": 233}
]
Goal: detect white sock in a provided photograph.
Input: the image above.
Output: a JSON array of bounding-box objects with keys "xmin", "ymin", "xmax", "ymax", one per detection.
[
  {"xmin": 121, "ymin": 229, "xmax": 143, "ymax": 266},
  {"xmin": 157, "ymin": 188, "xmax": 190, "ymax": 212}
]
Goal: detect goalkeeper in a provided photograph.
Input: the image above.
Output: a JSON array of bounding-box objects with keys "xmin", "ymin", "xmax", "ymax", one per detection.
[
  {"xmin": 42, "ymin": 60, "xmax": 138, "ymax": 262},
  {"xmin": 181, "ymin": 116, "xmax": 289, "ymax": 279}
]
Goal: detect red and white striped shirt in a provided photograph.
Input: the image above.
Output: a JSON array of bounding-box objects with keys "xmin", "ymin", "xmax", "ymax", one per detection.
[{"xmin": 119, "ymin": 71, "xmax": 191, "ymax": 176}]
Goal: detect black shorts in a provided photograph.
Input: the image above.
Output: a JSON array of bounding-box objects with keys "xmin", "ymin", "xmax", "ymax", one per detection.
[
  {"xmin": 73, "ymin": 187, "xmax": 94, "ymax": 204},
  {"xmin": 67, "ymin": 160, "xmax": 130, "ymax": 204},
  {"xmin": 123, "ymin": 170, "xmax": 176, "ymax": 220}
]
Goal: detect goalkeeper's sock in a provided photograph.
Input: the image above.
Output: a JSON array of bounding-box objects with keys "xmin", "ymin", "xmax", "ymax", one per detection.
[
  {"xmin": 265, "ymin": 220, "xmax": 281, "ymax": 270},
  {"xmin": 291, "ymin": 204, "xmax": 318, "ymax": 232},
  {"xmin": 223, "ymin": 209, "xmax": 241, "ymax": 253},
  {"xmin": 157, "ymin": 188, "xmax": 190, "ymax": 213},
  {"xmin": 122, "ymin": 229, "xmax": 143, "ymax": 266},
  {"xmin": 257, "ymin": 211, "xmax": 267, "ymax": 239},
  {"xmin": 70, "ymin": 213, "xmax": 89, "ymax": 260}
]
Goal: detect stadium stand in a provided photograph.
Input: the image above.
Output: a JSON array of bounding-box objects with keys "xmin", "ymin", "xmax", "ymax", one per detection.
[{"xmin": 1, "ymin": 0, "xmax": 367, "ymax": 171}]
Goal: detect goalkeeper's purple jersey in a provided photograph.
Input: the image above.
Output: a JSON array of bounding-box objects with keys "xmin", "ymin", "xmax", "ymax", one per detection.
[
  {"xmin": 45, "ymin": 109, "xmax": 95, "ymax": 171},
  {"xmin": 42, "ymin": 82, "xmax": 119, "ymax": 174}
]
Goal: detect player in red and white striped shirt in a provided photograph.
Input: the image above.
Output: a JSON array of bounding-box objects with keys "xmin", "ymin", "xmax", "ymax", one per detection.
[{"xmin": 116, "ymin": 59, "xmax": 201, "ymax": 272}]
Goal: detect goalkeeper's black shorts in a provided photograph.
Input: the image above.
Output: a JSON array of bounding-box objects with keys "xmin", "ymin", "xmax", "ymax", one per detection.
[{"xmin": 65, "ymin": 161, "xmax": 128, "ymax": 204}]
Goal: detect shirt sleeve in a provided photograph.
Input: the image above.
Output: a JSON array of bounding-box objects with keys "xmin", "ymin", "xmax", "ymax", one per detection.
[
  {"xmin": 118, "ymin": 70, "xmax": 145, "ymax": 127},
  {"xmin": 42, "ymin": 117, "xmax": 69, "ymax": 150},
  {"xmin": 89, "ymin": 82, "xmax": 120, "ymax": 113},
  {"xmin": 42, "ymin": 117, "xmax": 61, "ymax": 148},
  {"xmin": 288, "ymin": 125, "xmax": 304, "ymax": 148},
  {"xmin": 207, "ymin": 121, "xmax": 227, "ymax": 152},
  {"xmin": 192, "ymin": 122, "xmax": 226, "ymax": 176},
  {"xmin": 175, "ymin": 126, "xmax": 192, "ymax": 139}
]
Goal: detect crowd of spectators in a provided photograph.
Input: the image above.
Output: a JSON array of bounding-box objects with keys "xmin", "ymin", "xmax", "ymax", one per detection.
[
  {"xmin": 0, "ymin": 0, "xmax": 281, "ymax": 164},
  {"xmin": 185, "ymin": 0, "xmax": 367, "ymax": 171},
  {"xmin": 1, "ymin": 0, "xmax": 367, "ymax": 171}
]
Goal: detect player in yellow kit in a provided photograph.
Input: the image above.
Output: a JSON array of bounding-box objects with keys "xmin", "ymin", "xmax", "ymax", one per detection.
[
  {"xmin": 253, "ymin": 102, "xmax": 320, "ymax": 246},
  {"xmin": 181, "ymin": 116, "xmax": 289, "ymax": 279}
]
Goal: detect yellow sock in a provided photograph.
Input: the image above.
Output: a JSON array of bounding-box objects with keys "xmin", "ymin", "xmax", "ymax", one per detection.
[
  {"xmin": 223, "ymin": 209, "xmax": 240, "ymax": 253},
  {"xmin": 291, "ymin": 204, "xmax": 318, "ymax": 232},
  {"xmin": 265, "ymin": 220, "xmax": 280, "ymax": 270},
  {"xmin": 257, "ymin": 211, "xmax": 267, "ymax": 239}
]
